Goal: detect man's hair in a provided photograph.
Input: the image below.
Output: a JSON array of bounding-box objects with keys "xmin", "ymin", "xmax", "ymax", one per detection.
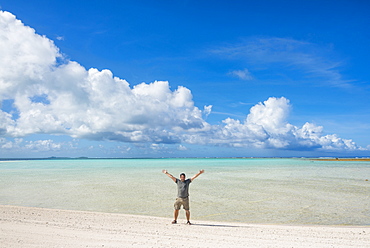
[{"xmin": 180, "ymin": 173, "xmax": 186, "ymax": 177}]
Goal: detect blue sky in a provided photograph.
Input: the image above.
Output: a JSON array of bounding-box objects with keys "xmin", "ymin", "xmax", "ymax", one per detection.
[{"xmin": 0, "ymin": 0, "xmax": 369, "ymax": 158}]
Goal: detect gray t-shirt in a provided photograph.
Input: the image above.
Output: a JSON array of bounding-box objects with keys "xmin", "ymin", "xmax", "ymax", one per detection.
[{"xmin": 175, "ymin": 178, "xmax": 192, "ymax": 198}]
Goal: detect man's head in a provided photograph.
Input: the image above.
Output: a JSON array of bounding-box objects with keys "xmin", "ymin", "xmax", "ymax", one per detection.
[{"xmin": 180, "ymin": 173, "xmax": 186, "ymax": 182}]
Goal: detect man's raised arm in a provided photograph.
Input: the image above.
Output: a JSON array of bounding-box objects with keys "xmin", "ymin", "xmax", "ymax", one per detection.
[
  {"xmin": 191, "ymin": 170, "xmax": 205, "ymax": 181},
  {"xmin": 162, "ymin": 170, "xmax": 177, "ymax": 182}
]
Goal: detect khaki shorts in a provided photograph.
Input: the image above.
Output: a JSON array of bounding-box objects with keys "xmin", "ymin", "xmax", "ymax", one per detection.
[{"xmin": 174, "ymin": 197, "xmax": 190, "ymax": 210}]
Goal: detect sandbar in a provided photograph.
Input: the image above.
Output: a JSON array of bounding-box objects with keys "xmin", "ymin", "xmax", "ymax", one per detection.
[{"xmin": 310, "ymin": 158, "xmax": 370, "ymax": 161}]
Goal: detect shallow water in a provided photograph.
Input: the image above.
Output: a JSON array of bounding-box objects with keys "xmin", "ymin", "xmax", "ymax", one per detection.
[{"xmin": 0, "ymin": 158, "xmax": 369, "ymax": 225}]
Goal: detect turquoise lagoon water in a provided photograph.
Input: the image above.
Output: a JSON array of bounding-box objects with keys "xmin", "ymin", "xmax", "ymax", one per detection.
[{"xmin": 0, "ymin": 158, "xmax": 369, "ymax": 225}]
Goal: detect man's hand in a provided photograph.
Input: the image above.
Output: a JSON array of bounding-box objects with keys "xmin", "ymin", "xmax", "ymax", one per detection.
[
  {"xmin": 191, "ymin": 169, "xmax": 205, "ymax": 181},
  {"xmin": 163, "ymin": 170, "xmax": 176, "ymax": 182}
]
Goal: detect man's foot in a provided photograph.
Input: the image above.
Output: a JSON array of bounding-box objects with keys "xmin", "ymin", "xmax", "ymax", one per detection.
[
  {"xmin": 171, "ymin": 220, "xmax": 177, "ymax": 224},
  {"xmin": 186, "ymin": 221, "xmax": 192, "ymax": 225}
]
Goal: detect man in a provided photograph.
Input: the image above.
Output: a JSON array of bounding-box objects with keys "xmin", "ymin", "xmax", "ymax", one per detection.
[{"xmin": 162, "ymin": 169, "xmax": 204, "ymax": 225}]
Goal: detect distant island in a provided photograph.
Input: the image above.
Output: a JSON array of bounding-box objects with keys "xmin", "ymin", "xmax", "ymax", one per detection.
[{"xmin": 1, "ymin": 157, "xmax": 370, "ymax": 161}]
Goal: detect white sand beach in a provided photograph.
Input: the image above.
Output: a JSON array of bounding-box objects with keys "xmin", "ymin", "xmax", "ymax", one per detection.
[{"xmin": 0, "ymin": 205, "xmax": 369, "ymax": 248}]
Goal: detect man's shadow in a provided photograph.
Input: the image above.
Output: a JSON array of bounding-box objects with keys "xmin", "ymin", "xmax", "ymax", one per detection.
[{"xmin": 191, "ymin": 223, "xmax": 248, "ymax": 228}]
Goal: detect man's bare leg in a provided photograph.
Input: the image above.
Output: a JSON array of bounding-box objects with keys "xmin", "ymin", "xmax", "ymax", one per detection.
[
  {"xmin": 173, "ymin": 209, "xmax": 179, "ymax": 224},
  {"xmin": 185, "ymin": 210, "xmax": 191, "ymax": 224}
]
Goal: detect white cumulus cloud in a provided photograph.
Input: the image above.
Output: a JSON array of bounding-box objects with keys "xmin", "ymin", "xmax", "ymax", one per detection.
[
  {"xmin": 0, "ymin": 11, "xmax": 366, "ymax": 154},
  {"xmin": 25, "ymin": 139, "xmax": 62, "ymax": 151},
  {"xmin": 183, "ymin": 97, "xmax": 364, "ymax": 151},
  {"xmin": 0, "ymin": 11, "xmax": 211, "ymax": 145}
]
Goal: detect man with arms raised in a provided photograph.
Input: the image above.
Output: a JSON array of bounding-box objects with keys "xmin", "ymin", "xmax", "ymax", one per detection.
[{"xmin": 162, "ymin": 169, "xmax": 204, "ymax": 225}]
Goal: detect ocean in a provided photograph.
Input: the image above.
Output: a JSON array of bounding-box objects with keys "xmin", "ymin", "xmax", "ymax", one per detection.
[{"xmin": 0, "ymin": 158, "xmax": 369, "ymax": 225}]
